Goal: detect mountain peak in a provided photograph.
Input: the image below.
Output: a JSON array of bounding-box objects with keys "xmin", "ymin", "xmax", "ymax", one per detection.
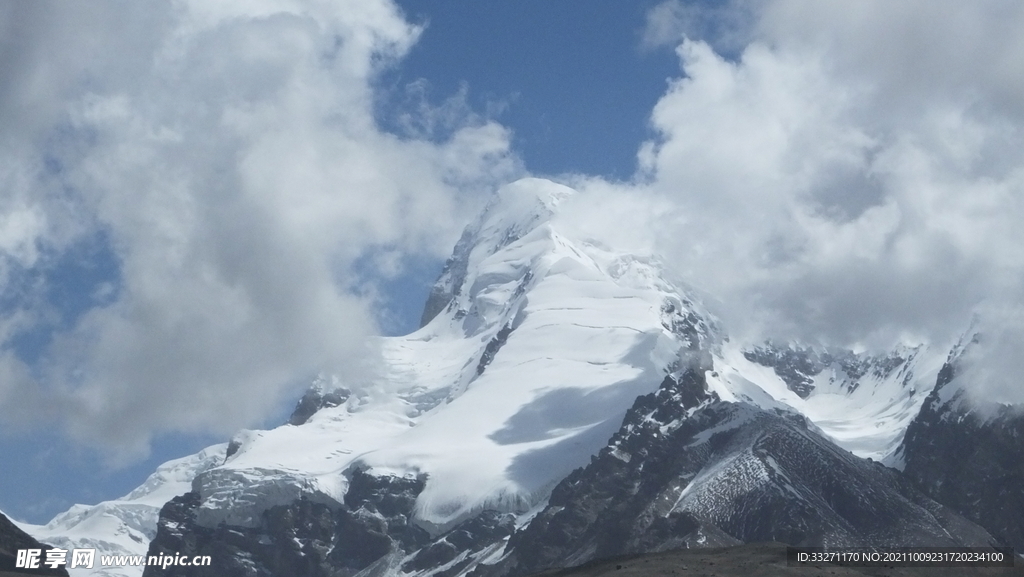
[
  {"xmin": 486, "ymin": 177, "xmax": 575, "ymax": 222},
  {"xmin": 470, "ymin": 177, "xmax": 576, "ymax": 263},
  {"xmin": 419, "ymin": 178, "xmax": 576, "ymax": 328}
]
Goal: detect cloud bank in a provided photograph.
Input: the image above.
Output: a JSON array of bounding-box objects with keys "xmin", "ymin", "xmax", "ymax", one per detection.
[
  {"xmin": 559, "ymin": 1, "xmax": 1024, "ymax": 410},
  {"xmin": 0, "ymin": 0, "xmax": 519, "ymax": 457}
]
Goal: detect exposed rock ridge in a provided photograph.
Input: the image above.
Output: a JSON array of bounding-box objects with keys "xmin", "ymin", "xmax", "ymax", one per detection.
[
  {"xmin": 901, "ymin": 336, "xmax": 1024, "ymax": 553},
  {"xmin": 743, "ymin": 343, "xmax": 910, "ymax": 398},
  {"xmin": 475, "ymin": 369, "xmax": 999, "ymax": 577}
]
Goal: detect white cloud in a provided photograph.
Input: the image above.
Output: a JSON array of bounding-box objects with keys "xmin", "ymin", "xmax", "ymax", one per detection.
[
  {"xmin": 641, "ymin": 0, "xmax": 754, "ymax": 57},
  {"xmin": 0, "ymin": 0, "xmax": 520, "ymax": 458},
  {"xmin": 0, "ymin": 204, "xmax": 44, "ymax": 274},
  {"xmin": 758, "ymin": 1, "xmax": 1024, "ymax": 121},
  {"xmin": 958, "ymin": 304, "xmax": 1024, "ymax": 409},
  {"xmin": 591, "ymin": 1, "xmax": 1024, "ymax": 386}
]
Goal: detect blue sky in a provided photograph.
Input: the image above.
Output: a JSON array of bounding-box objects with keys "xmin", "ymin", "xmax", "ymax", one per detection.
[
  {"xmin": 382, "ymin": 0, "xmax": 681, "ymax": 179},
  {"xmin": 3, "ymin": 0, "xmax": 1024, "ymax": 526}
]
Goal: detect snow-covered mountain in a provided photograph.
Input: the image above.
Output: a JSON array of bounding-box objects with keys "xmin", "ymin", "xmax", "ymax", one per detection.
[
  {"xmin": 143, "ymin": 178, "xmax": 726, "ymax": 575},
  {"xmin": 25, "ymin": 177, "xmax": 714, "ymax": 576},
  {"xmin": 20, "ymin": 177, "xmax": 1019, "ymax": 577},
  {"xmin": 177, "ymin": 178, "xmax": 715, "ymax": 534}
]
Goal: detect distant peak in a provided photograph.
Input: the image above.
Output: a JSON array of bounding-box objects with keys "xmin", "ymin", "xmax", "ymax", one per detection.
[
  {"xmin": 478, "ymin": 178, "xmax": 575, "ymax": 232},
  {"xmin": 492, "ymin": 177, "xmax": 575, "ymax": 213}
]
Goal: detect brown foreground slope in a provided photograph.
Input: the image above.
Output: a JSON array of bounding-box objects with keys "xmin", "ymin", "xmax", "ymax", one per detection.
[{"xmin": 527, "ymin": 543, "xmax": 1021, "ymax": 577}]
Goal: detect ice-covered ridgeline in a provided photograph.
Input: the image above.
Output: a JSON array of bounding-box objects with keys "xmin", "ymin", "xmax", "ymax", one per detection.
[
  {"xmin": 13, "ymin": 445, "xmax": 225, "ymax": 577},
  {"xmin": 179, "ymin": 177, "xmax": 720, "ymax": 535},
  {"xmin": 712, "ymin": 341, "xmax": 946, "ymax": 465}
]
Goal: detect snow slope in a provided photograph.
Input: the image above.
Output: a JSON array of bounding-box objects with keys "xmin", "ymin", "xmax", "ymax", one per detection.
[
  {"xmin": 710, "ymin": 343, "xmax": 945, "ymax": 464},
  {"xmin": 14, "ymin": 444, "xmax": 226, "ymax": 577}
]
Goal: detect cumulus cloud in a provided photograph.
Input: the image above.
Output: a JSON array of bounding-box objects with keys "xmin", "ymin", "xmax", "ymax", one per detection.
[
  {"xmin": 0, "ymin": 0, "xmax": 520, "ymax": 457},
  {"xmin": 575, "ymin": 1, "xmax": 1024, "ymax": 409}
]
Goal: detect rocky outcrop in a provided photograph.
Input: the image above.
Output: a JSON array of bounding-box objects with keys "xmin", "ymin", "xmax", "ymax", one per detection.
[
  {"xmin": 420, "ymin": 228, "xmax": 475, "ymax": 327},
  {"xmin": 743, "ymin": 344, "xmax": 832, "ymax": 397},
  {"xmin": 288, "ymin": 385, "xmax": 351, "ymax": 426},
  {"xmin": 476, "ymin": 370, "xmax": 998, "ymax": 577},
  {"xmin": 476, "ymin": 324, "xmax": 513, "ymax": 376},
  {"xmin": 143, "ymin": 468, "xmax": 516, "ymax": 577},
  {"xmin": 901, "ymin": 355, "xmax": 1024, "ymax": 553},
  {"xmin": 743, "ymin": 343, "xmax": 908, "ymax": 398},
  {"xmin": 0, "ymin": 512, "xmax": 70, "ymax": 576},
  {"xmin": 143, "ymin": 469, "xmax": 429, "ymax": 577},
  {"xmin": 401, "ymin": 511, "xmax": 515, "ymax": 577}
]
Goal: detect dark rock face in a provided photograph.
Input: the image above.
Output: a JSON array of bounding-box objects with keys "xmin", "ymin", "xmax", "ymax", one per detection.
[
  {"xmin": 420, "ymin": 228, "xmax": 474, "ymax": 327},
  {"xmin": 0, "ymin": 513, "xmax": 70, "ymax": 576},
  {"xmin": 288, "ymin": 386, "xmax": 351, "ymax": 426},
  {"xmin": 743, "ymin": 345, "xmax": 832, "ymax": 397},
  {"xmin": 143, "ymin": 470, "xmax": 430, "ymax": 577},
  {"xmin": 401, "ymin": 511, "xmax": 515, "ymax": 576},
  {"xmin": 901, "ymin": 356, "xmax": 1024, "ymax": 553},
  {"xmin": 743, "ymin": 343, "xmax": 907, "ymax": 397},
  {"xmin": 144, "ymin": 492, "xmax": 335, "ymax": 577},
  {"xmin": 476, "ymin": 370, "xmax": 997, "ymax": 577},
  {"xmin": 143, "ymin": 469, "xmax": 514, "ymax": 577},
  {"xmin": 660, "ymin": 300, "xmax": 716, "ymax": 353},
  {"xmin": 476, "ymin": 324, "xmax": 513, "ymax": 376}
]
